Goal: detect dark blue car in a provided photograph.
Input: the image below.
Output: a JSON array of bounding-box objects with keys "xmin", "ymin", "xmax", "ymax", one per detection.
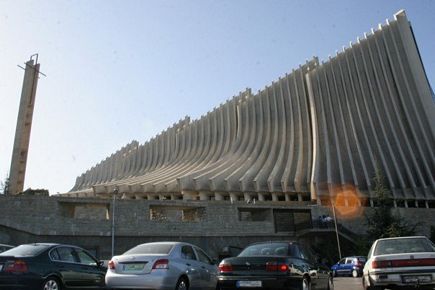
[
  {"xmin": 0, "ymin": 243, "xmax": 106, "ymax": 290},
  {"xmin": 331, "ymin": 256, "xmax": 366, "ymax": 278}
]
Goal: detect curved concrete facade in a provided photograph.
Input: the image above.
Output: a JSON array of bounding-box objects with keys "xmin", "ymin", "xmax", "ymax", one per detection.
[{"xmin": 70, "ymin": 11, "xmax": 434, "ymax": 205}]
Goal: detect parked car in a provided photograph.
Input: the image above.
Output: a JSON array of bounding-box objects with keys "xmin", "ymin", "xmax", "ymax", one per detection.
[
  {"xmin": 0, "ymin": 243, "xmax": 106, "ymax": 290},
  {"xmin": 0, "ymin": 244, "xmax": 13, "ymax": 254},
  {"xmin": 217, "ymin": 241, "xmax": 333, "ymax": 290},
  {"xmin": 362, "ymin": 236, "xmax": 435, "ymax": 290},
  {"xmin": 218, "ymin": 246, "xmax": 243, "ymax": 261},
  {"xmin": 105, "ymin": 241, "xmax": 218, "ymax": 290},
  {"xmin": 331, "ymin": 256, "xmax": 366, "ymax": 277}
]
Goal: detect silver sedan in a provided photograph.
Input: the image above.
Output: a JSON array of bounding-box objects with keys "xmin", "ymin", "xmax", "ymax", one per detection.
[
  {"xmin": 362, "ymin": 236, "xmax": 435, "ymax": 290},
  {"xmin": 105, "ymin": 241, "xmax": 218, "ymax": 290}
]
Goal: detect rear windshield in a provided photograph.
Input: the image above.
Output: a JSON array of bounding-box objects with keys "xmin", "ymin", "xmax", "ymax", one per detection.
[
  {"xmin": 0, "ymin": 244, "xmax": 50, "ymax": 257},
  {"xmin": 374, "ymin": 238, "xmax": 435, "ymax": 256},
  {"xmin": 124, "ymin": 243, "xmax": 174, "ymax": 255},
  {"xmin": 239, "ymin": 243, "xmax": 290, "ymax": 257}
]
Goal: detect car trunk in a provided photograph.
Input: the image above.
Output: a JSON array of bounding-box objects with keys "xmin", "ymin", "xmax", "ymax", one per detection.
[
  {"xmin": 113, "ymin": 254, "xmax": 168, "ymax": 275},
  {"xmin": 373, "ymin": 252, "xmax": 435, "ymax": 269},
  {"xmin": 225, "ymin": 257, "xmax": 289, "ymax": 276}
]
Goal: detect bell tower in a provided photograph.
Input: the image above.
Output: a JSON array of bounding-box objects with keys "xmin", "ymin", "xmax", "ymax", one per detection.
[{"xmin": 8, "ymin": 55, "xmax": 42, "ymax": 195}]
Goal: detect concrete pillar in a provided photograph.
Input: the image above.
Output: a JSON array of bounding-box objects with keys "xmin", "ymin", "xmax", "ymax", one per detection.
[
  {"xmin": 9, "ymin": 58, "xmax": 41, "ymax": 195},
  {"xmin": 214, "ymin": 192, "xmax": 225, "ymax": 201},
  {"xmin": 199, "ymin": 192, "xmax": 209, "ymax": 201},
  {"xmin": 258, "ymin": 193, "xmax": 265, "ymax": 201},
  {"xmin": 243, "ymin": 192, "xmax": 252, "ymax": 202},
  {"xmin": 182, "ymin": 190, "xmax": 197, "ymax": 201},
  {"xmin": 229, "ymin": 192, "xmax": 238, "ymax": 203},
  {"xmin": 297, "ymin": 193, "xmax": 303, "ymax": 202}
]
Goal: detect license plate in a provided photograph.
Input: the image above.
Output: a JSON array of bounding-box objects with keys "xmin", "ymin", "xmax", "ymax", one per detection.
[
  {"xmin": 236, "ymin": 281, "xmax": 262, "ymax": 287},
  {"xmin": 123, "ymin": 263, "xmax": 145, "ymax": 271},
  {"xmin": 402, "ymin": 275, "xmax": 432, "ymax": 283}
]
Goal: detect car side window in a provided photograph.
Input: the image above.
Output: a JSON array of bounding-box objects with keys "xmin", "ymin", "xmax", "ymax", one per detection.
[
  {"xmin": 345, "ymin": 258, "xmax": 353, "ymax": 264},
  {"xmin": 195, "ymin": 247, "xmax": 212, "ymax": 264},
  {"xmin": 338, "ymin": 258, "xmax": 345, "ymax": 264},
  {"xmin": 181, "ymin": 246, "xmax": 197, "ymax": 260},
  {"xmin": 49, "ymin": 249, "xmax": 61, "ymax": 261},
  {"xmin": 75, "ymin": 248, "xmax": 97, "ymax": 266},
  {"xmin": 367, "ymin": 244, "xmax": 374, "ymax": 258},
  {"xmin": 56, "ymin": 247, "xmax": 77, "ymax": 263}
]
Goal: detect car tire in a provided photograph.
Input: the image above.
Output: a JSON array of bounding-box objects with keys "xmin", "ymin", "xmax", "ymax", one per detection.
[
  {"xmin": 301, "ymin": 276, "xmax": 311, "ymax": 290},
  {"xmin": 352, "ymin": 269, "xmax": 359, "ymax": 278},
  {"xmin": 42, "ymin": 277, "xmax": 62, "ymax": 290},
  {"xmin": 327, "ymin": 276, "xmax": 334, "ymax": 290},
  {"xmin": 175, "ymin": 277, "xmax": 189, "ymax": 290},
  {"xmin": 362, "ymin": 276, "xmax": 382, "ymax": 290}
]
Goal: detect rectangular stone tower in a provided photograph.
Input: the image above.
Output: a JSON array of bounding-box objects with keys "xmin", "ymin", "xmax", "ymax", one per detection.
[{"xmin": 8, "ymin": 58, "xmax": 41, "ymax": 195}]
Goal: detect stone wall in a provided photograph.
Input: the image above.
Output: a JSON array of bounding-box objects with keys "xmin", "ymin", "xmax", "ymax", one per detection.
[{"xmin": 1, "ymin": 195, "xmax": 434, "ymax": 260}]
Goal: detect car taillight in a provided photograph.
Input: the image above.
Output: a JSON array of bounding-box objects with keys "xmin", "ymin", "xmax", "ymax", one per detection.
[
  {"xmin": 392, "ymin": 258, "xmax": 435, "ymax": 267},
  {"xmin": 266, "ymin": 262, "xmax": 289, "ymax": 272},
  {"xmin": 152, "ymin": 259, "xmax": 169, "ymax": 269},
  {"xmin": 4, "ymin": 260, "xmax": 28, "ymax": 273},
  {"xmin": 372, "ymin": 260, "xmax": 392, "ymax": 268},
  {"xmin": 108, "ymin": 260, "xmax": 115, "ymax": 270},
  {"xmin": 372, "ymin": 258, "xmax": 435, "ymax": 269},
  {"xmin": 218, "ymin": 262, "xmax": 233, "ymax": 273}
]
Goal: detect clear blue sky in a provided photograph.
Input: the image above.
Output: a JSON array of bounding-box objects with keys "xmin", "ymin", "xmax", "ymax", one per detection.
[{"xmin": 0, "ymin": 0, "xmax": 433, "ymax": 194}]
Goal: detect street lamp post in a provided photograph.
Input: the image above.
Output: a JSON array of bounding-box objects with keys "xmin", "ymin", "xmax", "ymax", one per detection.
[
  {"xmin": 331, "ymin": 201, "xmax": 342, "ymax": 259},
  {"xmin": 111, "ymin": 188, "xmax": 119, "ymax": 258}
]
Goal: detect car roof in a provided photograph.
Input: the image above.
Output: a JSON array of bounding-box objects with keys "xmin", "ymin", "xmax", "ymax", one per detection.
[
  {"xmin": 247, "ymin": 241, "xmax": 298, "ymax": 246},
  {"xmin": 134, "ymin": 241, "xmax": 196, "ymax": 247},
  {"xmin": 0, "ymin": 244, "xmax": 14, "ymax": 247},
  {"xmin": 21, "ymin": 243, "xmax": 88, "ymax": 249},
  {"xmin": 376, "ymin": 236, "xmax": 427, "ymax": 242}
]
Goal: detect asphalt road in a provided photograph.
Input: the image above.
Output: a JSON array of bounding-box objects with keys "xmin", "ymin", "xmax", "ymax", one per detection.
[
  {"xmin": 334, "ymin": 277, "xmax": 363, "ymax": 290},
  {"xmin": 333, "ymin": 277, "xmax": 435, "ymax": 290}
]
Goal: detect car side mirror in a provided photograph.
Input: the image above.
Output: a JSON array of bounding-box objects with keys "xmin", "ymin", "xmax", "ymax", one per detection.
[{"xmin": 97, "ymin": 260, "xmax": 106, "ymax": 268}]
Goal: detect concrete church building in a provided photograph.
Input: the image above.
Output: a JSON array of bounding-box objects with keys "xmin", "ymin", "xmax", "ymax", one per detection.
[
  {"xmin": 1, "ymin": 10, "xmax": 434, "ymax": 259},
  {"xmin": 70, "ymin": 10, "xmax": 434, "ymax": 207}
]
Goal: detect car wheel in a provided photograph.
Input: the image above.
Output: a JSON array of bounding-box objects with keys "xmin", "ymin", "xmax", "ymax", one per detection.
[
  {"xmin": 301, "ymin": 277, "xmax": 311, "ymax": 290},
  {"xmin": 362, "ymin": 276, "xmax": 382, "ymax": 290},
  {"xmin": 327, "ymin": 276, "xmax": 334, "ymax": 290},
  {"xmin": 352, "ymin": 269, "xmax": 358, "ymax": 278},
  {"xmin": 42, "ymin": 277, "xmax": 62, "ymax": 290},
  {"xmin": 175, "ymin": 277, "xmax": 189, "ymax": 290}
]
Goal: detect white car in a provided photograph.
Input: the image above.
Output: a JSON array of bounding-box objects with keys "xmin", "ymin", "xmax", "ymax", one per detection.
[
  {"xmin": 362, "ymin": 236, "xmax": 435, "ymax": 290},
  {"xmin": 105, "ymin": 241, "xmax": 218, "ymax": 290}
]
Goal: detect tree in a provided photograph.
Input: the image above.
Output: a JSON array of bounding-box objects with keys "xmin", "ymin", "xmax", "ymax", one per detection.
[
  {"xmin": 0, "ymin": 175, "xmax": 10, "ymax": 195},
  {"xmin": 365, "ymin": 167, "xmax": 417, "ymax": 243}
]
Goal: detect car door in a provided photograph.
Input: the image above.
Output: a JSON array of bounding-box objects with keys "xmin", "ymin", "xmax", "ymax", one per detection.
[
  {"xmin": 299, "ymin": 245, "xmax": 328, "ymax": 290},
  {"xmin": 343, "ymin": 258, "xmax": 354, "ymax": 275},
  {"xmin": 50, "ymin": 246, "xmax": 82, "ymax": 287},
  {"xmin": 180, "ymin": 245, "xmax": 203, "ymax": 290},
  {"xmin": 335, "ymin": 258, "xmax": 346, "ymax": 275},
  {"xmin": 193, "ymin": 247, "xmax": 218, "ymax": 290},
  {"xmin": 73, "ymin": 247, "xmax": 105, "ymax": 288}
]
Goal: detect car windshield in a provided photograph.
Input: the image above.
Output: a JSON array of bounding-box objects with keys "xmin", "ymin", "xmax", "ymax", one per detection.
[
  {"xmin": 123, "ymin": 243, "xmax": 174, "ymax": 255},
  {"xmin": 374, "ymin": 238, "xmax": 435, "ymax": 256},
  {"xmin": 0, "ymin": 244, "xmax": 50, "ymax": 257},
  {"xmin": 238, "ymin": 243, "xmax": 289, "ymax": 257}
]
